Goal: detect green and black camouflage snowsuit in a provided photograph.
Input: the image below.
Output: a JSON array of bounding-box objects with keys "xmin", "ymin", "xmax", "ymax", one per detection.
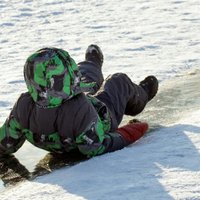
[{"xmin": 0, "ymin": 48, "xmax": 148, "ymax": 157}]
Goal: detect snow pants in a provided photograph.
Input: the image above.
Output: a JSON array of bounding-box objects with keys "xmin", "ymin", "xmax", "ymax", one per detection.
[{"xmin": 78, "ymin": 60, "xmax": 149, "ymax": 130}]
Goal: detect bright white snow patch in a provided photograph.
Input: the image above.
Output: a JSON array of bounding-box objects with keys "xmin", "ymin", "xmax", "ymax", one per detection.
[{"xmin": 1, "ymin": 0, "xmax": 200, "ymax": 200}]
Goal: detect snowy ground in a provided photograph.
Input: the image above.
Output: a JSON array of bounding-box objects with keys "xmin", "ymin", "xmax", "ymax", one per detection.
[{"xmin": 0, "ymin": 0, "xmax": 200, "ymax": 199}]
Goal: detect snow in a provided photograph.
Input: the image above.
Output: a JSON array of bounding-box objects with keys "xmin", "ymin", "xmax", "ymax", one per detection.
[{"xmin": 0, "ymin": 0, "xmax": 200, "ymax": 199}]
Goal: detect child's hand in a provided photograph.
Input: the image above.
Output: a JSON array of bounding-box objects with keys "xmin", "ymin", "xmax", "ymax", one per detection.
[
  {"xmin": 0, "ymin": 154, "xmax": 13, "ymax": 175},
  {"xmin": 0, "ymin": 154, "xmax": 13, "ymax": 162}
]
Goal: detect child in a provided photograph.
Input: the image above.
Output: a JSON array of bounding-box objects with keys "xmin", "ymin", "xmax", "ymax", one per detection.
[{"xmin": 0, "ymin": 45, "xmax": 158, "ymax": 160}]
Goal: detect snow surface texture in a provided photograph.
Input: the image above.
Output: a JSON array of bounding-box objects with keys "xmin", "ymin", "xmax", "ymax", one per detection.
[{"xmin": 0, "ymin": 0, "xmax": 200, "ymax": 199}]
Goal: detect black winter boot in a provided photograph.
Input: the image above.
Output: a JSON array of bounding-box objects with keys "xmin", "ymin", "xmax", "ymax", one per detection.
[
  {"xmin": 139, "ymin": 76, "xmax": 158, "ymax": 101},
  {"xmin": 85, "ymin": 44, "xmax": 104, "ymax": 67}
]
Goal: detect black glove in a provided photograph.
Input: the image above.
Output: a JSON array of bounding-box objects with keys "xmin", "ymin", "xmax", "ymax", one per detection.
[
  {"xmin": 0, "ymin": 154, "xmax": 14, "ymax": 174},
  {"xmin": 0, "ymin": 154, "xmax": 30, "ymax": 186}
]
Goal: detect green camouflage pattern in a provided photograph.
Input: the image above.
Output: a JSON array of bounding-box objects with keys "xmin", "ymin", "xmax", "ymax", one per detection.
[
  {"xmin": 0, "ymin": 115, "xmax": 107, "ymax": 156},
  {"xmin": 0, "ymin": 47, "xmax": 112, "ymax": 157},
  {"xmin": 24, "ymin": 48, "xmax": 94, "ymax": 108},
  {"xmin": 0, "ymin": 118, "xmax": 25, "ymax": 155},
  {"xmin": 86, "ymin": 95, "xmax": 111, "ymax": 133}
]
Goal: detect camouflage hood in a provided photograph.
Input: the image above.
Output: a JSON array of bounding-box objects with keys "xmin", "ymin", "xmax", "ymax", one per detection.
[{"xmin": 24, "ymin": 47, "xmax": 91, "ymax": 108}]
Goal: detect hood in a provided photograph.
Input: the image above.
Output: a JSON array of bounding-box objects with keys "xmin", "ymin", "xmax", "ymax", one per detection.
[{"xmin": 24, "ymin": 47, "xmax": 92, "ymax": 108}]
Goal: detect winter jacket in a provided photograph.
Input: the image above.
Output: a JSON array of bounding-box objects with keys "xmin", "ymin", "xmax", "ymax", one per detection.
[
  {"xmin": 0, "ymin": 47, "xmax": 149, "ymax": 158},
  {"xmin": 0, "ymin": 48, "xmax": 127, "ymax": 157},
  {"xmin": 0, "ymin": 91, "xmax": 127, "ymax": 157}
]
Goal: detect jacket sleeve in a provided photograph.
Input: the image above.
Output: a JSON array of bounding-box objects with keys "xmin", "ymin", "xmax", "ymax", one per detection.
[
  {"xmin": 75, "ymin": 118, "xmax": 127, "ymax": 157},
  {"xmin": 0, "ymin": 105, "xmax": 25, "ymax": 156},
  {"xmin": 74, "ymin": 102, "xmax": 127, "ymax": 157}
]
